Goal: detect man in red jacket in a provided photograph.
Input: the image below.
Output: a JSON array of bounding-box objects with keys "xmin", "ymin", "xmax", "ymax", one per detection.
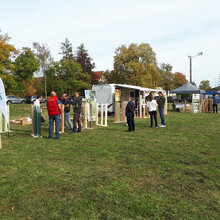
[{"xmin": 47, "ymin": 91, "xmax": 61, "ymax": 139}]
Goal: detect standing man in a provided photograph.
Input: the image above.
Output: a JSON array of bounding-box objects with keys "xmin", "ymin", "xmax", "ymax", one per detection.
[
  {"xmin": 125, "ymin": 96, "xmax": 135, "ymax": 132},
  {"xmin": 213, "ymin": 94, "xmax": 219, "ymax": 113},
  {"xmin": 34, "ymin": 95, "xmax": 42, "ymax": 108},
  {"xmin": 62, "ymin": 94, "xmax": 73, "ymax": 130},
  {"xmin": 47, "ymin": 91, "xmax": 61, "ymax": 139},
  {"xmin": 157, "ymin": 91, "xmax": 166, "ymax": 127},
  {"xmin": 71, "ymin": 92, "xmax": 82, "ymax": 133}
]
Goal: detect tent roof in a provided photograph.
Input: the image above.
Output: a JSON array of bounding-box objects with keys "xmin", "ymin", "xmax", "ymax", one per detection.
[
  {"xmin": 170, "ymin": 82, "xmax": 204, "ymax": 94},
  {"xmin": 204, "ymin": 89, "xmax": 220, "ymax": 95}
]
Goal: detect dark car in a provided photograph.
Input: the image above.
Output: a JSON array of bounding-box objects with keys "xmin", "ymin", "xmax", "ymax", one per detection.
[
  {"xmin": 26, "ymin": 96, "xmax": 47, "ymax": 103},
  {"xmin": 26, "ymin": 96, "xmax": 37, "ymax": 103},
  {"xmin": 167, "ymin": 96, "xmax": 177, "ymax": 103}
]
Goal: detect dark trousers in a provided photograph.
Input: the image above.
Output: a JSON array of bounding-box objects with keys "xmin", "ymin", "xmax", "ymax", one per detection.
[
  {"xmin": 73, "ymin": 112, "xmax": 81, "ymax": 131},
  {"xmin": 127, "ymin": 116, "xmax": 135, "ymax": 131},
  {"xmin": 213, "ymin": 104, "xmax": 218, "ymax": 113},
  {"xmin": 149, "ymin": 111, "xmax": 157, "ymax": 127}
]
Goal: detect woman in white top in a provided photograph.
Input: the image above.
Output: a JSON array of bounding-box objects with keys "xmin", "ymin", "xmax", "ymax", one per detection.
[{"xmin": 146, "ymin": 93, "xmax": 158, "ymax": 128}]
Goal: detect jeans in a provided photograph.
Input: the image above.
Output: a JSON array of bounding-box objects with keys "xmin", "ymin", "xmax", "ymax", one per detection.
[
  {"xmin": 64, "ymin": 112, "xmax": 73, "ymax": 129},
  {"xmin": 73, "ymin": 112, "xmax": 81, "ymax": 131},
  {"xmin": 49, "ymin": 114, "xmax": 60, "ymax": 139},
  {"xmin": 159, "ymin": 108, "xmax": 165, "ymax": 125},
  {"xmin": 149, "ymin": 111, "xmax": 157, "ymax": 127},
  {"xmin": 213, "ymin": 104, "xmax": 218, "ymax": 113},
  {"xmin": 127, "ymin": 116, "xmax": 135, "ymax": 131}
]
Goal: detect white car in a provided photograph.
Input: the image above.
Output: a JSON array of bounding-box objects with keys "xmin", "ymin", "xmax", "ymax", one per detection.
[{"xmin": 6, "ymin": 95, "xmax": 26, "ymax": 104}]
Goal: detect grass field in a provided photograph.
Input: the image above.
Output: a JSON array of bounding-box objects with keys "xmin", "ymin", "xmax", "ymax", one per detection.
[{"xmin": 0, "ymin": 104, "xmax": 219, "ymax": 219}]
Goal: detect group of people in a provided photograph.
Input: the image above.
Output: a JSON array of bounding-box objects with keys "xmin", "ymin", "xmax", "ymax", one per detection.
[
  {"xmin": 35, "ymin": 90, "xmax": 166, "ymax": 138},
  {"xmin": 125, "ymin": 91, "xmax": 166, "ymax": 131},
  {"xmin": 34, "ymin": 91, "xmax": 82, "ymax": 139}
]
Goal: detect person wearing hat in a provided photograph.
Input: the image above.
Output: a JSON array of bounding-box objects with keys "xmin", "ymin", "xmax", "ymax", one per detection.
[{"xmin": 157, "ymin": 91, "xmax": 166, "ymax": 127}]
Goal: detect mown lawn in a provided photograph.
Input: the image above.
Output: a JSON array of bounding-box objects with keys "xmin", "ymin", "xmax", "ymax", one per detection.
[{"xmin": 0, "ymin": 104, "xmax": 219, "ymax": 219}]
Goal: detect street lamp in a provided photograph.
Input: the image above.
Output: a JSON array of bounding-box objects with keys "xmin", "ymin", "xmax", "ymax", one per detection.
[{"xmin": 188, "ymin": 52, "xmax": 203, "ymax": 83}]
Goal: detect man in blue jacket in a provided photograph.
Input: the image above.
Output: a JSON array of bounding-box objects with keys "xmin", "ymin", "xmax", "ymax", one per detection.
[
  {"xmin": 213, "ymin": 94, "xmax": 219, "ymax": 113},
  {"xmin": 125, "ymin": 96, "xmax": 135, "ymax": 132}
]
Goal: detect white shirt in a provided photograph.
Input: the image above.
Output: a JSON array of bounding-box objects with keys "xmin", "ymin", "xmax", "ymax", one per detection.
[
  {"xmin": 147, "ymin": 100, "xmax": 157, "ymax": 112},
  {"xmin": 34, "ymin": 99, "xmax": 40, "ymax": 108}
]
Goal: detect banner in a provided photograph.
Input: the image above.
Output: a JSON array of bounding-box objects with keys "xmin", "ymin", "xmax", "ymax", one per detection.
[
  {"xmin": 85, "ymin": 90, "xmax": 96, "ymax": 121},
  {"xmin": 0, "ymin": 78, "xmax": 8, "ymax": 123}
]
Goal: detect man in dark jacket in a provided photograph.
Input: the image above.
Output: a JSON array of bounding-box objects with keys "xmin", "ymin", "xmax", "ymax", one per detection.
[
  {"xmin": 157, "ymin": 91, "xmax": 166, "ymax": 127},
  {"xmin": 71, "ymin": 92, "xmax": 82, "ymax": 133},
  {"xmin": 126, "ymin": 96, "xmax": 135, "ymax": 132}
]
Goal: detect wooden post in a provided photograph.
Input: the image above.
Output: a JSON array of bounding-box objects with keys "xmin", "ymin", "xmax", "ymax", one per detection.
[
  {"xmin": 83, "ymin": 102, "xmax": 87, "ymax": 129},
  {"xmin": 164, "ymin": 94, "xmax": 167, "ymax": 115},
  {"xmin": 104, "ymin": 104, "xmax": 108, "ymax": 126},
  {"xmin": 0, "ymin": 133, "xmax": 2, "ymax": 149},
  {"xmin": 139, "ymin": 95, "xmax": 142, "ymax": 118},
  {"xmin": 0, "ymin": 111, "xmax": 2, "ymax": 133},
  {"xmin": 136, "ymin": 104, "xmax": 139, "ymax": 118},
  {"xmin": 143, "ymin": 104, "xmax": 146, "ymax": 118},
  {"xmin": 122, "ymin": 101, "xmax": 126, "ymax": 122},
  {"xmin": 101, "ymin": 104, "xmax": 104, "ymax": 126},
  {"xmin": 96, "ymin": 103, "xmax": 99, "ymax": 125},
  {"xmin": 184, "ymin": 100, "xmax": 186, "ymax": 113},
  {"xmin": 115, "ymin": 102, "xmax": 121, "ymax": 122},
  {"xmin": 61, "ymin": 105, "xmax": 64, "ymax": 133},
  {"xmin": 53, "ymin": 121, "xmax": 55, "ymax": 133}
]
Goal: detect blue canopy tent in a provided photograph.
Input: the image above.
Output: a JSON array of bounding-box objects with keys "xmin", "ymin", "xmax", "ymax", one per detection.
[
  {"xmin": 170, "ymin": 82, "xmax": 204, "ymax": 94},
  {"xmin": 204, "ymin": 89, "xmax": 220, "ymax": 95}
]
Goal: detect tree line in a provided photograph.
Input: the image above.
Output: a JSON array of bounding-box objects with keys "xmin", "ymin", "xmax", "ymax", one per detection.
[{"xmin": 0, "ymin": 29, "xmax": 212, "ymax": 97}]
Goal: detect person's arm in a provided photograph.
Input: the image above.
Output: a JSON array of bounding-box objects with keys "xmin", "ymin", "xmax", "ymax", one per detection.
[{"xmin": 57, "ymin": 99, "xmax": 62, "ymax": 111}]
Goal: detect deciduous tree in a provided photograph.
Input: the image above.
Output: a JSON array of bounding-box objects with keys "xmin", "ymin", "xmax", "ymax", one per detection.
[
  {"xmin": 111, "ymin": 43, "xmax": 160, "ymax": 88},
  {"xmin": 199, "ymin": 80, "xmax": 211, "ymax": 91},
  {"xmin": 173, "ymin": 72, "xmax": 187, "ymax": 88}
]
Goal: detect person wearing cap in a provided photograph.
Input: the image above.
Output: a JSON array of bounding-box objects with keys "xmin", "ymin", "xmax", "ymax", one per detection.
[
  {"xmin": 213, "ymin": 94, "xmax": 219, "ymax": 113},
  {"xmin": 47, "ymin": 91, "xmax": 61, "ymax": 139},
  {"xmin": 125, "ymin": 96, "xmax": 135, "ymax": 132},
  {"xmin": 157, "ymin": 91, "xmax": 166, "ymax": 127}
]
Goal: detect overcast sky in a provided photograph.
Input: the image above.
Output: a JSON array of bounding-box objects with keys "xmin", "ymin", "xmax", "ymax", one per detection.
[{"xmin": 1, "ymin": 0, "xmax": 220, "ymax": 87}]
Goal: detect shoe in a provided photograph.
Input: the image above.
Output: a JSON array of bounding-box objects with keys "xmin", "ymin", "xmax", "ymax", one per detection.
[
  {"xmin": 76, "ymin": 130, "xmax": 81, "ymax": 133},
  {"xmin": 155, "ymin": 126, "xmax": 158, "ymax": 128},
  {"xmin": 150, "ymin": 126, "xmax": 153, "ymax": 128},
  {"xmin": 70, "ymin": 130, "xmax": 76, "ymax": 134},
  {"xmin": 160, "ymin": 125, "xmax": 166, "ymax": 127}
]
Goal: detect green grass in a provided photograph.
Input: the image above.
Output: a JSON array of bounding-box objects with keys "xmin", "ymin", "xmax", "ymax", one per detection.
[{"xmin": 0, "ymin": 104, "xmax": 219, "ymax": 219}]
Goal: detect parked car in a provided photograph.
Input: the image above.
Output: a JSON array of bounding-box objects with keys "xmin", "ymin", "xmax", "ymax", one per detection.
[
  {"xmin": 6, "ymin": 95, "xmax": 26, "ymax": 104},
  {"xmin": 26, "ymin": 96, "xmax": 47, "ymax": 103},
  {"xmin": 167, "ymin": 96, "xmax": 177, "ymax": 103},
  {"xmin": 26, "ymin": 96, "xmax": 37, "ymax": 103}
]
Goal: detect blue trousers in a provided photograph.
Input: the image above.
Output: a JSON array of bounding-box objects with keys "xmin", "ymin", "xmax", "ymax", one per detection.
[
  {"xmin": 159, "ymin": 108, "xmax": 165, "ymax": 125},
  {"xmin": 49, "ymin": 114, "xmax": 60, "ymax": 139},
  {"xmin": 64, "ymin": 112, "xmax": 73, "ymax": 129}
]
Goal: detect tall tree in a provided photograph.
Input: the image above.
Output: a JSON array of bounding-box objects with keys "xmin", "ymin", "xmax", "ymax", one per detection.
[
  {"xmin": 0, "ymin": 29, "xmax": 18, "ymax": 94},
  {"xmin": 173, "ymin": 72, "xmax": 187, "ymax": 88},
  {"xmin": 75, "ymin": 43, "xmax": 95, "ymax": 83},
  {"xmin": 14, "ymin": 47, "xmax": 40, "ymax": 96},
  {"xmin": 33, "ymin": 42, "xmax": 54, "ymax": 97},
  {"xmin": 59, "ymin": 38, "xmax": 74, "ymax": 60},
  {"xmin": 199, "ymin": 80, "xmax": 211, "ymax": 91},
  {"xmin": 159, "ymin": 63, "xmax": 174, "ymax": 92},
  {"xmin": 110, "ymin": 43, "xmax": 160, "ymax": 88},
  {"xmin": 45, "ymin": 59, "xmax": 91, "ymax": 96}
]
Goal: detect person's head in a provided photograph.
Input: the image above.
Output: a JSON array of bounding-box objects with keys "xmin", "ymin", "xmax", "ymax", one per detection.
[
  {"xmin": 63, "ymin": 94, "xmax": 67, "ymax": 100},
  {"xmin": 74, "ymin": 92, "xmax": 79, "ymax": 98},
  {"xmin": 51, "ymin": 91, "xmax": 56, "ymax": 97},
  {"xmin": 126, "ymin": 96, "xmax": 131, "ymax": 101},
  {"xmin": 37, "ymin": 95, "xmax": 42, "ymax": 101},
  {"xmin": 148, "ymin": 93, "xmax": 153, "ymax": 102},
  {"xmin": 158, "ymin": 91, "xmax": 163, "ymax": 97}
]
